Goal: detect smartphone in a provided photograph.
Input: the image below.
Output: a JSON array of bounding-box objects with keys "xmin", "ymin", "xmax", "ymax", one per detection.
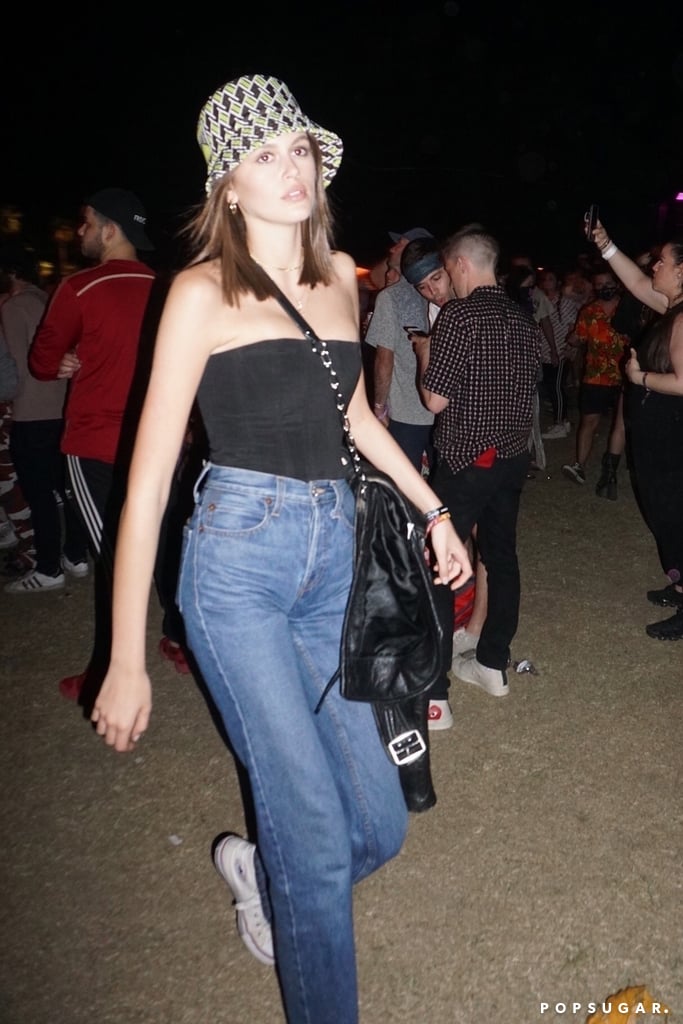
[
  {"xmin": 584, "ymin": 204, "xmax": 599, "ymax": 239},
  {"xmin": 403, "ymin": 325, "xmax": 429, "ymax": 338}
]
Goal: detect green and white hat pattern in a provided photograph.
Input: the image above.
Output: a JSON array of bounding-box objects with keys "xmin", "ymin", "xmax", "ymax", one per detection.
[{"xmin": 197, "ymin": 74, "xmax": 344, "ymax": 195}]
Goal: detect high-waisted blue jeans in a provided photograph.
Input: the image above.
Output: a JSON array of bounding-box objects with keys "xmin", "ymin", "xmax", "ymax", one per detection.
[{"xmin": 178, "ymin": 465, "xmax": 408, "ymax": 1024}]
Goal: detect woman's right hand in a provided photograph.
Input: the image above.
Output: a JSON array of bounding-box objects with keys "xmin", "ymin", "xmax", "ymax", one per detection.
[
  {"xmin": 429, "ymin": 519, "xmax": 473, "ymax": 591},
  {"xmin": 91, "ymin": 668, "xmax": 152, "ymax": 753}
]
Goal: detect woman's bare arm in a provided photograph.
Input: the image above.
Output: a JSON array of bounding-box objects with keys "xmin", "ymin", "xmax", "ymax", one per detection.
[
  {"xmin": 592, "ymin": 221, "xmax": 668, "ymax": 314},
  {"xmin": 92, "ymin": 268, "xmax": 221, "ymax": 751}
]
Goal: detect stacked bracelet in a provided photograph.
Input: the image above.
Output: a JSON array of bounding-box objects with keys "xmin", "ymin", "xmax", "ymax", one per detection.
[
  {"xmin": 425, "ymin": 505, "xmax": 449, "ymax": 522},
  {"xmin": 425, "ymin": 512, "xmax": 451, "ymax": 537},
  {"xmin": 424, "ymin": 506, "xmax": 451, "ymax": 537},
  {"xmin": 601, "ymin": 242, "xmax": 618, "ymax": 260}
]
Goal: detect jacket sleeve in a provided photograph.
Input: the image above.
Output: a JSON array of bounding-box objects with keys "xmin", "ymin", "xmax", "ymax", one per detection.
[
  {"xmin": 28, "ymin": 281, "xmax": 82, "ymax": 380},
  {"xmin": 0, "ymin": 326, "xmax": 19, "ymax": 401},
  {"xmin": 2, "ymin": 297, "xmax": 34, "ymax": 400}
]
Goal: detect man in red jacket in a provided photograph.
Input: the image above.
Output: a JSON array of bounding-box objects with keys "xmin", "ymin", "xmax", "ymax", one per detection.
[{"xmin": 30, "ymin": 188, "xmax": 157, "ymax": 702}]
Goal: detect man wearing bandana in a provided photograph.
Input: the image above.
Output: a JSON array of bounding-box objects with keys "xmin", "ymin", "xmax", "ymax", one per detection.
[{"xmin": 562, "ymin": 268, "xmax": 629, "ymax": 485}]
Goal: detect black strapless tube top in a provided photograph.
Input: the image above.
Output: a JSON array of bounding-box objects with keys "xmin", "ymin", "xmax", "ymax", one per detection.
[{"xmin": 196, "ymin": 338, "xmax": 362, "ymax": 481}]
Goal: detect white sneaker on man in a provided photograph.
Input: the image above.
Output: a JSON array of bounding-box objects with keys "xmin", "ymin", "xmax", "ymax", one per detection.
[
  {"xmin": 4, "ymin": 569, "xmax": 65, "ymax": 594},
  {"xmin": 62, "ymin": 555, "xmax": 89, "ymax": 578},
  {"xmin": 452, "ymin": 627, "xmax": 479, "ymax": 656},
  {"xmin": 542, "ymin": 422, "xmax": 569, "ymax": 439},
  {"xmin": 452, "ymin": 654, "xmax": 509, "ymax": 697},
  {"xmin": 428, "ymin": 699, "xmax": 454, "ymax": 730},
  {"xmin": 213, "ymin": 835, "xmax": 275, "ymax": 966}
]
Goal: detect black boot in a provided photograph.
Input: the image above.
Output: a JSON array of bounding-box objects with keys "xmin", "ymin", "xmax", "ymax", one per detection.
[
  {"xmin": 645, "ymin": 609, "xmax": 683, "ymax": 640},
  {"xmin": 595, "ymin": 452, "xmax": 620, "ymax": 500}
]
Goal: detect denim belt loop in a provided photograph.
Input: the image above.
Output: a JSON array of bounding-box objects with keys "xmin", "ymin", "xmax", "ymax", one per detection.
[{"xmin": 192, "ymin": 460, "xmax": 212, "ymax": 504}]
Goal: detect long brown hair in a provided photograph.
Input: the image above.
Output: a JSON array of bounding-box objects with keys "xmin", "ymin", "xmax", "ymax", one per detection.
[{"xmin": 183, "ymin": 135, "xmax": 336, "ymax": 306}]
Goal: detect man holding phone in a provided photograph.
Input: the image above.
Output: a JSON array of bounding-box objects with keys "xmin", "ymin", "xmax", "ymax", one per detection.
[{"xmin": 364, "ymin": 230, "xmax": 443, "ymax": 472}]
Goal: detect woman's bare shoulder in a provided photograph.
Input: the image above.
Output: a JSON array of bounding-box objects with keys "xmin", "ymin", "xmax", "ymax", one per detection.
[
  {"xmin": 169, "ymin": 260, "xmax": 222, "ymax": 301},
  {"xmin": 163, "ymin": 260, "xmax": 233, "ymax": 333},
  {"xmin": 155, "ymin": 260, "xmax": 240, "ymax": 356},
  {"xmin": 330, "ymin": 249, "xmax": 357, "ymax": 279}
]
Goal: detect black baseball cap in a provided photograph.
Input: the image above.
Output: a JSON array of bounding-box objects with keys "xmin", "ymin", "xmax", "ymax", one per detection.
[{"xmin": 87, "ymin": 188, "xmax": 154, "ymax": 251}]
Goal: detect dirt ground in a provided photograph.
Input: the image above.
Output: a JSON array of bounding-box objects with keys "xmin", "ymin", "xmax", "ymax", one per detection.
[{"xmin": 1, "ymin": 420, "xmax": 681, "ymax": 1024}]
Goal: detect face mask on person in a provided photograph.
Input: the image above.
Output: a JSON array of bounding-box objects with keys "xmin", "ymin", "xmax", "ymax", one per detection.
[{"xmin": 595, "ymin": 285, "xmax": 619, "ymax": 300}]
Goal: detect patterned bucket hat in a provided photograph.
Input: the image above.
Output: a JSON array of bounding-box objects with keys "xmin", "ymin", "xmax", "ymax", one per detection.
[{"xmin": 197, "ymin": 74, "xmax": 344, "ymax": 195}]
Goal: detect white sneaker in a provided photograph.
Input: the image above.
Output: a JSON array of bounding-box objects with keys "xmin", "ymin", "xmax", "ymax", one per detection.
[
  {"xmin": 562, "ymin": 462, "xmax": 586, "ymax": 484},
  {"xmin": 213, "ymin": 835, "xmax": 274, "ymax": 966},
  {"xmin": 4, "ymin": 569, "xmax": 65, "ymax": 594},
  {"xmin": 428, "ymin": 700, "xmax": 454, "ymax": 730},
  {"xmin": 541, "ymin": 423, "xmax": 569, "ymax": 439},
  {"xmin": 0, "ymin": 519, "xmax": 17, "ymax": 549},
  {"xmin": 62, "ymin": 555, "xmax": 89, "ymax": 578},
  {"xmin": 452, "ymin": 627, "xmax": 479, "ymax": 656},
  {"xmin": 452, "ymin": 654, "xmax": 509, "ymax": 697}
]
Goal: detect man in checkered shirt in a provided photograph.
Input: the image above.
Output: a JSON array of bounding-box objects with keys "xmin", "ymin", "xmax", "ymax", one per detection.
[{"xmin": 415, "ymin": 226, "xmax": 541, "ymax": 702}]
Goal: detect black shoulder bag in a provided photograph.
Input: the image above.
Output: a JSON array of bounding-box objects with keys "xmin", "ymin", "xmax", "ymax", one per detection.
[{"xmin": 273, "ymin": 288, "xmax": 443, "ymax": 813}]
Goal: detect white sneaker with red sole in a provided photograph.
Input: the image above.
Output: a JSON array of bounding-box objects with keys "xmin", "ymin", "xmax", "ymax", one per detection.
[{"xmin": 428, "ymin": 700, "xmax": 453, "ymax": 730}]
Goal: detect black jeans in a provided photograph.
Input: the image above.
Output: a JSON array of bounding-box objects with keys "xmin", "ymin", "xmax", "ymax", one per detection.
[
  {"xmin": 388, "ymin": 420, "xmax": 434, "ymax": 474},
  {"xmin": 10, "ymin": 420, "xmax": 88, "ymax": 575},
  {"xmin": 430, "ymin": 451, "xmax": 529, "ymax": 695}
]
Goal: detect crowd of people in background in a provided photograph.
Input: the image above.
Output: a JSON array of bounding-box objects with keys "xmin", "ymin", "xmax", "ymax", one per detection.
[
  {"xmin": 2, "ymin": 109, "xmax": 682, "ymax": 1023},
  {"xmin": 358, "ymin": 219, "xmax": 683, "ymax": 648},
  {"xmin": 2, "ymin": 207, "xmax": 682, "ymax": 652}
]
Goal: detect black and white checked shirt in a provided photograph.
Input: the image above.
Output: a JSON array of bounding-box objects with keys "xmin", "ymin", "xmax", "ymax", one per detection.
[{"xmin": 423, "ymin": 285, "xmax": 542, "ymax": 474}]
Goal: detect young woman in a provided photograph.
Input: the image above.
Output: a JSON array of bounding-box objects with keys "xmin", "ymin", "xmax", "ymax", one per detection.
[
  {"xmin": 90, "ymin": 74, "xmax": 472, "ymax": 1024},
  {"xmin": 592, "ymin": 220, "xmax": 683, "ymax": 639}
]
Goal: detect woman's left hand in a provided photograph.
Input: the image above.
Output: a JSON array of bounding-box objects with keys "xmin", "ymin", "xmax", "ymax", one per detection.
[
  {"xmin": 429, "ymin": 519, "xmax": 473, "ymax": 590},
  {"xmin": 625, "ymin": 346, "xmax": 641, "ymax": 383}
]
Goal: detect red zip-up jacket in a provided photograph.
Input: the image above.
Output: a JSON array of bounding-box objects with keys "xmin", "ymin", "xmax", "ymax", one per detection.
[{"xmin": 29, "ymin": 259, "xmax": 156, "ymax": 463}]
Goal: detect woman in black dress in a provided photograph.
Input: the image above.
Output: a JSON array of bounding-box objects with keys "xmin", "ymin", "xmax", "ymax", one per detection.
[{"xmin": 592, "ymin": 220, "xmax": 683, "ymax": 639}]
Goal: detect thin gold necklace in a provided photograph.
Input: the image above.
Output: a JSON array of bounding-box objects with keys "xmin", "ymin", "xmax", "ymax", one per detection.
[
  {"xmin": 250, "ymin": 253, "xmax": 304, "ymax": 273},
  {"xmin": 291, "ymin": 288, "xmax": 309, "ymax": 313}
]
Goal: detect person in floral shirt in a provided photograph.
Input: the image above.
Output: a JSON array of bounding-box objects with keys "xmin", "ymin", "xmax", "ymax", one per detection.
[{"xmin": 562, "ymin": 268, "xmax": 628, "ymax": 484}]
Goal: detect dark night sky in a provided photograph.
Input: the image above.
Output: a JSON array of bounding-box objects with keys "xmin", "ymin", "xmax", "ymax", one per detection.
[{"xmin": 4, "ymin": 1, "xmax": 683, "ymax": 271}]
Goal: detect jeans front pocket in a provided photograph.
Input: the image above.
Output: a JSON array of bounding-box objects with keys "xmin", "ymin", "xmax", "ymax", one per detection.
[{"xmin": 198, "ymin": 485, "xmax": 275, "ymax": 537}]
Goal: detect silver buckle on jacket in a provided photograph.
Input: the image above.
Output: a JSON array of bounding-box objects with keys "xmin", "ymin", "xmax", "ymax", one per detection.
[{"xmin": 388, "ymin": 729, "xmax": 427, "ymax": 766}]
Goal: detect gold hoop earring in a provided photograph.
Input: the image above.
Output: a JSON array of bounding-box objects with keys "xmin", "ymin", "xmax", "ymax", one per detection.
[{"xmin": 229, "ymin": 201, "xmax": 238, "ymax": 215}]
